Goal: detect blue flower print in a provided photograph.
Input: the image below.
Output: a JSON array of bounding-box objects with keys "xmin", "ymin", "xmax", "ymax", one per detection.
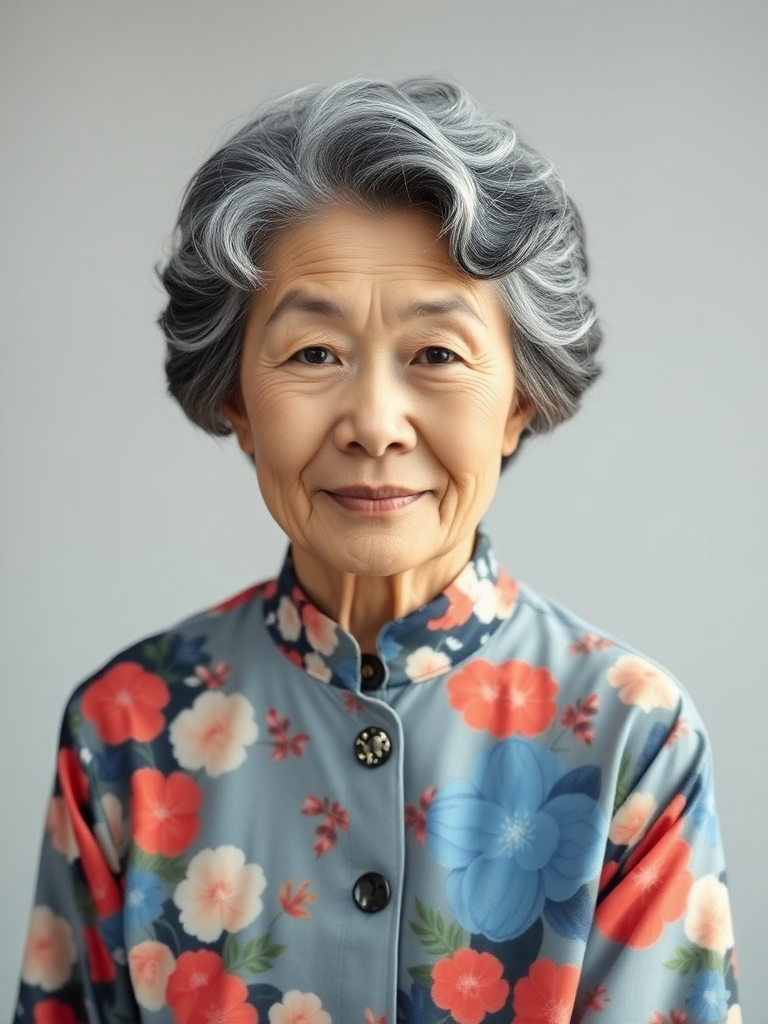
[
  {"xmin": 426, "ymin": 738, "xmax": 606, "ymax": 942},
  {"xmin": 377, "ymin": 630, "xmax": 403, "ymax": 663},
  {"xmin": 688, "ymin": 969, "xmax": 729, "ymax": 1022},
  {"xmin": 688, "ymin": 761, "xmax": 721, "ymax": 848},
  {"xmin": 171, "ymin": 634, "xmax": 209, "ymax": 670},
  {"xmin": 124, "ymin": 868, "xmax": 165, "ymax": 931}
]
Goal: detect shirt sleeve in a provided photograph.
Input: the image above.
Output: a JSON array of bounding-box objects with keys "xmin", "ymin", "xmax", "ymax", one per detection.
[
  {"xmin": 15, "ymin": 696, "xmax": 136, "ymax": 1023},
  {"xmin": 578, "ymin": 691, "xmax": 740, "ymax": 1023}
]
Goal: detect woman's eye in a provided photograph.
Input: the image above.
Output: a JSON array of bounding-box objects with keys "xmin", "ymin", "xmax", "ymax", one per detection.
[
  {"xmin": 293, "ymin": 346, "xmax": 337, "ymax": 365},
  {"xmin": 416, "ymin": 346, "xmax": 459, "ymax": 365}
]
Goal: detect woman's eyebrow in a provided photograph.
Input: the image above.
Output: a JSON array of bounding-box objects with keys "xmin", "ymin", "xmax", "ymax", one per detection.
[
  {"xmin": 265, "ymin": 290, "xmax": 487, "ymax": 327},
  {"xmin": 266, "ymin": 291, "xmax": 348, "ymax": 325},
  {"xmin": 397, "ymin": 295, "xmax": 487, "ymax": 327}
]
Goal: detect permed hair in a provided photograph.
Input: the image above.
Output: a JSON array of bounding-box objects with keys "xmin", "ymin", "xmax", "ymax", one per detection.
[{"xmin": 159, "ymin": 77, "xmax": 602, "ymax": 466}]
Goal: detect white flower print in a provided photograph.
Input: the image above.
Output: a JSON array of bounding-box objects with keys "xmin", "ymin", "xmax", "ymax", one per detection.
[
  {"xmin": 277, "ymin": 595, "xmax": 302, "ymax": 641},
  {"xmin": 268, "ymin": 990, "xmax": 332, "ymax": 1024},
  {"xmin": 169, "ymin": 691, "xmax": 258, "ymax": 777},
  {"xmin": 606, "ymin": 655, "xmax": 678, "ymax": 712},
  {"xmin": 473, "ymin": 578, "xmax": 500, "ymax": 624},
  {"xmin": 46, "ymin": 797, "xmax": 78, "ymax": 863},
  {"xmin": 21, "ymin": 906, "xmax": 77, "ymax": 991},
  {"xmin": 404, "ymin": 646, "xmax": 452, "ymax": 682},
  {"xmin": 453, "ymin": 561, "xmax": 479, "ymax": 599},
  {"xmin": 685, "ymin": 874, "xmax": 734, "ymax": 955},
  {"xmin": 174, "ymin": 845, "xmax": 266, "ymax": 942},
  {"xmin": 128, "ymin": 940, "xmax": 176, "ymax": 1011},
  {"xmin": 305, "ymin": 651, "xmax": 332, "ymax": 683},
  {"xmin": 302, "ymin": 604, "xmax": 340, "ymax": 656},
  {"xmin": 608, "ymin": 792, "xmax": 657, "ymax": 848}
]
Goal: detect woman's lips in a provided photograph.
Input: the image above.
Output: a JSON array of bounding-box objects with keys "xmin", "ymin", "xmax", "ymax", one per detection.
[{"xmin": 323, "ymin": 488, "xmax": 426, "ymax": 514}]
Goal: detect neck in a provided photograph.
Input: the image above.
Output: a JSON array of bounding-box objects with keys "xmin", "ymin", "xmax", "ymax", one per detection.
[{"xmin": 290, "ymin": 535, "xmax": 476, "ymax": 653}]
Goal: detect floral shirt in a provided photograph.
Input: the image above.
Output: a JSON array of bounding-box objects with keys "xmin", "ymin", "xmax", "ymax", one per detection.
[{"xmin": 16, "ymin": 532, "xmax": 740, "ymax": 1024}]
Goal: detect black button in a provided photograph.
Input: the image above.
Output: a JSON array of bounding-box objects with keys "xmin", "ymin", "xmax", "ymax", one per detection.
[
  {"xmin": 354, "ymin": 727, "xmax": 392, "ymax": 767},
  {"xmin": 360, "ymin": 654, "xmax": 385, "ymax": 691},
  {"xmin": 353, "ymin": 872, "xmax": 390, "ymax": 913}
]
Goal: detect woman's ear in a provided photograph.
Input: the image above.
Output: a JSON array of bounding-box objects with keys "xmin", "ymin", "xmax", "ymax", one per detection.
[
  {"xmin": 222, "ymin": 393, "xmax": 256, "ymax": 456},
  {"xmin": 502, "ymin": 394, "xmax": 535, "ymax": 457}
]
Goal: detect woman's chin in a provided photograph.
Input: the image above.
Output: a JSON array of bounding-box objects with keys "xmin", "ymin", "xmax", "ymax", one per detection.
[{"xmin": 322, "ymin": 539, "xmax": 426, "ymax": 579}]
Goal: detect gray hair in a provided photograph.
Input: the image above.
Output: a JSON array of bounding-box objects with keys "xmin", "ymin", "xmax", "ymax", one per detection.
[{"xmin": 159, "ymin": 77, "xmax": 602, "ymax": 466}]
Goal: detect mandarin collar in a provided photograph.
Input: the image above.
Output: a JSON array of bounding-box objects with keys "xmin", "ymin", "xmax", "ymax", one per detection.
[{"xmin": 262, "ymin": 530, "xmax": 519, "ymax": 692}]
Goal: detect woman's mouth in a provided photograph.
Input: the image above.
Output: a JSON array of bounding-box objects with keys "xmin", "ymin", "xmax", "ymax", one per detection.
[{"xmin": 323, "ymin": 486, "xmax": 426, "ymax": 514}]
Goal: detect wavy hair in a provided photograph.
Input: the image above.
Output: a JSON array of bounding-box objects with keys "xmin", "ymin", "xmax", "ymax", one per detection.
[{"xmin": 159, "ymin": 77, "xmax": 602, "ymax": 466}]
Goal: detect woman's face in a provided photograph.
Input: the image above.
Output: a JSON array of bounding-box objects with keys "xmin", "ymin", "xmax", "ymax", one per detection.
[{"xmin": 226, "ymin": 204, "xmax": 529, "ymax": 580}]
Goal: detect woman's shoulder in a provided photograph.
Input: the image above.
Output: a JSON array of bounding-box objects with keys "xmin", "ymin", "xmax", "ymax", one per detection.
[
  {"xmin": 501, "ymin": 578, "xmax": 708, "ymax": 737},
  {"xmin": 63, "ymin": 577, "xmax": 276, "ymax": 716}
]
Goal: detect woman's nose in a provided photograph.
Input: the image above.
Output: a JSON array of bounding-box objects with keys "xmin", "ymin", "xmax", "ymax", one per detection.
[{"xmin": 332, "ymin": 370, "xmax": 418, "ymax": 457}]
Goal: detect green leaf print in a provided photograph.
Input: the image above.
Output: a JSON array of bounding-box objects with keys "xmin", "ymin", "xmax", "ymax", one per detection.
[
  {"xmin": 142, "ymin": 638, "xmax": 173, "ymax": 670},
  {"xmin": 410, "ymin": 898, "xmax": 465, "ymax": 957},
  {"xmin": 224, "ymin": 931, "xmax": 288, "ymax": 976},
  {"xmin": 407, "ymin": 964, "xmax": 435, "ymax": 989},
  {"xmin": 664, "ymin": 945, "xmax": 723, "ymax": 975},
  {"xmin": 129, "ymin": 847, "xmax": 188, "ymax": 885},
  {"xmin": 140, "ymin": 636, "xmax": 187, "ymax": 686},
  {"xmin": 613, "ymin": 751, "xmax": 632, "ymax": 812}
]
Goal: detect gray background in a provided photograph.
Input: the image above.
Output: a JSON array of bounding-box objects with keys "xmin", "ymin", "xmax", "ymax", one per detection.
[{"xmin": 1, "ymin": 1, "xmax": 765, "ymax": 1018}]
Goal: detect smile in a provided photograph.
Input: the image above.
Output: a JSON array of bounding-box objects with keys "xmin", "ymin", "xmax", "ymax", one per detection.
[{"xmin": 323, "ymin": 487, "xmax": 426, "ymax": 514}]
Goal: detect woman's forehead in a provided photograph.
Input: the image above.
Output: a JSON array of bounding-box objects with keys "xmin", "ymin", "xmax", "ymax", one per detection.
[{"xmin": 253, "ymin": 204, "xmax": 500, "ymax": 324}]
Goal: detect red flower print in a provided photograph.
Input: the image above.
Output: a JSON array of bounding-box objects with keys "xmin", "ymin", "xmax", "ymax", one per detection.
[
  {"xmin": 301, "ymin": 795, "xmax": 326, "ymax": 816},
  {"xmin": 427, "ymin": 581, "xmax": 475, "ymax": 630},
  {"xmin": 569, "ymin": 633, "xmax": 613, "ymax": 655},
  {"xmin": 185, "ymin": 663, "xmax": 230, "ymax": 689},
  {"xmin": 512, "ymin": 958, "xmax": 581, "ymax": 1024},
  {"xmin": 595, "ymin": 809, "xmax": 693, "ymax": 949},
  {"xmin": 83, "ymin": 926, "xmax": 115, "ymax": 983},
  {"xmin": 405, "ymin": 787, "xmax": 436, "ymax": 845},
  {"xmin": 665, "ymin": 718, "xmax": 689, "ymax": 746},
  {"xmin": 130, "ymin": 768, "xmax": 202, "ymax": 857},
  {"xmin": 365, "ymin": 1010, "xmax": 386, "ymax": 1024},
  {"xmin": 82, "ymin": 662, "xmax": 169, "ymax": 744},
  {"xmin": 207, "ymin": 582, "xmax": 266, "ymax": 616},
  {"xmin": 494, "ymin": 569, "xmax": 518, "ymax": 619},
  {"xmin": 431, "ymin": 948, "xmax": 509, "ymax": 1024},
  {"xmin": 279, "ymin": 645, "xmax": 304, "ymax": 668},
  {"xmin": 625, "ymin": 793, "xmax": 686, "ymax": 872},
  {"xmin": 301, "ymin": 604, "xmax": 339, "ymax": 656},
  {"xmin": 670, "ymin": 1012, "xmax": 689, "ymax": 1024},
  {"xmin": 166, "ymin": 950, "xmax": 257, "ymax": 1024},
  {"xmin": 266, "ymin": 707, "xmax": 310, "ymax": 761},
  {"xmin": 301, "ymin": 796, "xmax": 350, "ymax": 857},
  {"xmin": 33, "ymin": 1002, "xmax": 83, "ymax": 1024},
  {"xmin": 60, "ymin": 748, "xmax": 89, "ymax": 803},
  {"xmin": 447, "ymin": 659, "xmax": 558, "ymax": 738},
  {"xmin": 343, "ymin": 691, "xmax": 365, "ymax": 714},
  {"xmin": 583, "ymin": 983, "xmax": 609, "ymax": 1011},
  {"xmin": 57, "ymin": 751, "xmax": 122, "ymax": 917},
  {"xmin": 599, "ymin": 859, "xmax": 620, "ymax": 890},
  {"xmin": 278, "ymin": 879, "xmax": 319, "ymax": 919},
  {"xmin": 561, "ymin": 693, "xmax": 600, "ymax": 745}
]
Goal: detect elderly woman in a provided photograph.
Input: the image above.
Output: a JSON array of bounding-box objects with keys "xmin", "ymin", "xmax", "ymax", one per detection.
[{"xmin": 17, "ymin": 79, "xmax": 738, "ymax": 1023}]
